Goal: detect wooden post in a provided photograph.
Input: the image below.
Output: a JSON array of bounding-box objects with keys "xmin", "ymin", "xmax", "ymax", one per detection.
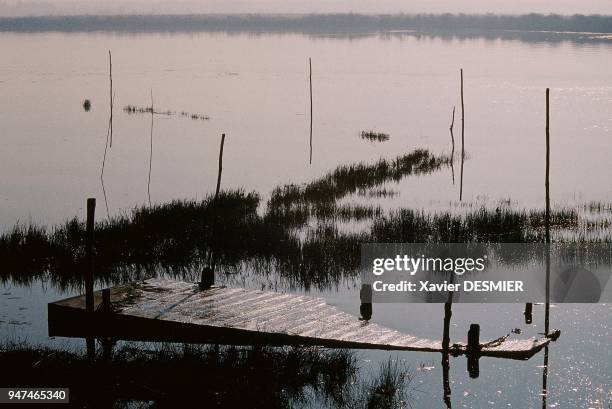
[
  {"xmin": 109, "ymin": 50, "xmax": 113, "ymax": 147},
  {"xmin": 524, "ymin": 302, "xmax": 533, "ymax": 324},
  {"xmin": 85, "ymin": 198, "xmax": 96, "ymax": 313},
  {"xmin": 459, "ymin": 68, "xmax": 465, "ymax": 201},
  {"xmin": 215, "ymin": 133, "xmax": 226, "ymax": 199},
  {"xmin": 541, "ymin": 345, "xmax": 549, "ymax": 407},
  {"xmin": 85, "ymin": 198, "xmax": 96, "ymax": 361},
  {"xmin": 449, "ymin": 106, "xmax": 456, "ymax": 185},
  {"xmin": 359, "ymin": 284, "xmax": 372, "ymax": 321},
  {"xmin": 100, "ymin": 288, "xmax": 113, "ymax": 360},
  {"xmin": 467, "ymin": 355, "xmax": 480, "ymax": 379},
  {"xmin": 467, "ymin": 323, "xmax": 479, "ymax": 352},
  {"xmin": 201, "ymin": 133, "xmax": 225, "ymax": 289},
  {"xmin": 101, "ymin": 288, "xmax": 111, "ymax": 312},
  {"xmin": 467, "ymin": 323, "xmax": 480, "ymax": 378},
  {"xmin": 442, "ymin": 352, "xmax": 452, "ymax": 406},
  {"xmin": 545, "ymin": 88, "xmax": 550, "ymax": 245},
  {"xmin": 441, "ymin": 274, "xmax": 455, "ymax": 406},
  {"xmin": 201, "ymin": 267, "xmax": 214, "ymax": 289},
  {"xmin": 148, "ymin": 89, "xmax": 154, "ymax": 206},
  {"xmin": 309, "ymin": 57, "xmax": 313, "ymax": 165},
  {"xmin": 545, "ymin": 88, "xmax": 551, "ymax": 336}
]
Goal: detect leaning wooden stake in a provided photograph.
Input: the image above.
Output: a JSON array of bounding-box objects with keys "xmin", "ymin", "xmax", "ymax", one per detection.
[
  {"xmin": 460, "ymin": 68, "xmax": 465, "ymax": 201},
  {"xmin": 201, "ymin": 133, "xmax": 226, "ymax": 289},
  {"xmin": 309, "ymin": 57, "xmax": 313, "ymax": 165},
  {"xmin": 85, "ymin": 198, "xmax": 96, "ymax": 360},
  {"xmin": 215, "ymin": 133, "xmax": 226, "ymax": 199}
]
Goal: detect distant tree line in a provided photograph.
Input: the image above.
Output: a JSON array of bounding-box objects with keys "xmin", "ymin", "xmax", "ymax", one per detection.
[{"xmin": 0, "ymin": 13, "xmax": 611, "ymax": 33}]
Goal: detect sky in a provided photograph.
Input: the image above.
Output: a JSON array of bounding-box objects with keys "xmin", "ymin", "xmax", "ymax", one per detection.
[{"xmin": 1, "ymin": 0, "xmax": 612, "ymax": 17}]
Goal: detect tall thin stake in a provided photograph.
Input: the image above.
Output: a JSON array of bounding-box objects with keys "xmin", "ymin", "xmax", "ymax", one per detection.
[
  {"xmin": 542, "ymin": 92, "xmax": 552, "ymax": 409},
  {"xmin": 85, "ymin": 198, "xmax": 96, "ymax": 361},
  {"xmin": 148, "ymin": 89, "xmax": 154, "ymax": 206},
  {"xmin": 109, "ymin": 51, "xmax": 114, "ymax": 147},
  {"xmin": 309, "ymin": 57, "xmax": 313, "ymax": 165},
  {"xmin": 545, "ymin": 88, "xmax": 550, "ymax": 246},
  {"xmin": 441, "ymin": 273, "xmax": 455, "ymax": 408},
  {"xmin": 215, "ymin": 133, "xmax": 226, "ymax": 199},
  {"xmin": 460, "ymin": 68, "xmax": 465, "ymax": 201},
  {"xmin": 449, "ymin": 106, "xmax": 456, "ymax": 185},
  {"xmin": 545, "ymin": 88, "xmax": 551, "ymax": 336},
  {"xmin": 100, "ymin": 51, "xmax": 113, "ymax": 219},
  {"xmin": 207, "ymin": 133, "xmax": 226, "ymax": 283}
]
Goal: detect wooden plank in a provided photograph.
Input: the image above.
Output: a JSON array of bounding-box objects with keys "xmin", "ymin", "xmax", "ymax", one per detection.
[{"xmin": 48, "ymin": 278, "xmax": 550, "ymax": 359}]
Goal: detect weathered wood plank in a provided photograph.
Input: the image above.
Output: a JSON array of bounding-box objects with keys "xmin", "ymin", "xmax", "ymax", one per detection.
[{"xmin": 48, "ymin": 278, "xmax": 550, "ymax": 359}]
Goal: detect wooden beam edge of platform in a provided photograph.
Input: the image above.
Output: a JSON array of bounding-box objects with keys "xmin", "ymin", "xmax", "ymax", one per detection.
[{"xmin": 48, "ymin": 298, "xmax": 550, "ymax": 360}]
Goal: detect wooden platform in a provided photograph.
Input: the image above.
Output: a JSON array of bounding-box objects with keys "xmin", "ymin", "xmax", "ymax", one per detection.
[{"xmin": 48, "ymin": 278, "xmax": 550, "ymax": 360}]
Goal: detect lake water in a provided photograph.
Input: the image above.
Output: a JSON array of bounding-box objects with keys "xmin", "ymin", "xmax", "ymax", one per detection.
[
  {"xmin": 0, "ymin": 29, "xmax": 611, "ymax": 408},
  {"xmin": 1, "ymin": 31, "xmax": 611, "ymax": 227}
]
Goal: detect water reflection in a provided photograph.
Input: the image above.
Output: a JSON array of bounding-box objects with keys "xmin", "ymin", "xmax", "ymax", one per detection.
[
  {"xmin": 147, "ymin": 89, "xmax": 154, "ymax": 206},
  {"xmin": 100, "ymin": 51, "xmax": 114, "ymax": 220}
]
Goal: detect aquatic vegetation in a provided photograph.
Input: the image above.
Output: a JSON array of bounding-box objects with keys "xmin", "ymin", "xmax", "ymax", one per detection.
[
  {"xmin": 269, "ymin": 149, "xmax": 450, "ymax": 208},
  {"xmin": 123, "ymin": 105, "xmax": 171, "ymax": 115},
  {"xmin": 0, "ymin": 340, "xmax": 420, "ymax": 409},
  {"xmin": 362, "ymin": 360, "xmax": 415, "ymax": 409},
  {"xmin": 82, "ymin": 99, "xmax": 91, "ymax": 112},
  {"xmin": 0, "ymin": 340, "xmax": 358, "ymax": 409},
  {"xmin": 0, "ymin": 149, "xmax": 608, "ymax": 290},
  {"xmin": 179, "ymin": 110, "xmax": 211, "ymax": 121},
  {"xmin": 371, "ymin": 207, "xmax": 581, "ymax": 243},
  {"xmin": 360, "ymin": 130, "xmax": 390, "ymax": 142},
  {"xmin": 357, "ymin": 188, "xmax": 398, "ymax": 198},
  {"xmin": 123, "ymin": 105, "xmax": 210, "ymax": 120},
  {"xmin": 583, "ymin": 201, "xmax": 612, "ymax": 214}
]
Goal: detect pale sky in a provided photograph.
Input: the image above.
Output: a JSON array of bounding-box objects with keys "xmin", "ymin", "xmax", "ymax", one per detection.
[{"xmin": 1, "ymin": 0, "xmax": 611, "ymax": 17}]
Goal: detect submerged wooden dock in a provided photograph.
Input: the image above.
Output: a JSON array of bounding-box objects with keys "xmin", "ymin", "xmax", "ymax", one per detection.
[{"xmin": 49, "ymin": 278, "xmax": 550, "ymax": 360}]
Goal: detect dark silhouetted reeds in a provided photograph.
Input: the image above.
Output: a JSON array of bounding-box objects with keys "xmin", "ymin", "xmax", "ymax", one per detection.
[
  {"xmin": 123, "ymin": 105, "xmax": 209, "ymax": 120},
  {"xmin": 0, "ymin": 148, "xmax": 608, "ymax": 291},
  {"xmin": 360, "ymin": 130, "xmax": 390, "ymax": 142},
  {"xmin": 0, "ymin": 340, "xmax": 358, "ymax": 409}
]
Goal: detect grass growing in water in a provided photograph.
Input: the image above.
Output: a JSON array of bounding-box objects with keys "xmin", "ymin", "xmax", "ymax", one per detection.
[
  {"xmin": 124, "ymin": 105, "xmax": 210, "ymax": 120},
  {"xmin": 0, "ymin": 340, "xmax": 359, "ymax": 409},
  {"xmin": 360, "ymin": 130, "xmax": 390, "ymax": 142},
  {"xmin": 0, "ymin": 341, "xmax": 419, "ymax": 409},
  {"xmin": 0, "ymin": 149, "xmax": 608, "ymax": 290}
]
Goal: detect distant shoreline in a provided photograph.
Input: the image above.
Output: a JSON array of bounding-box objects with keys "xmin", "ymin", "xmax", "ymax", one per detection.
[{"xmin": 1, "ymin": 13, "xmax": 612, "ymax": 35}]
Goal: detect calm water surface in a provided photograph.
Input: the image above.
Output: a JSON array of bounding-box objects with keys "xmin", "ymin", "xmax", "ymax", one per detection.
[
  {"xmin": 0, "ymin": 30, "xmax": 611, "ymax": 408},
  {"xmin": 0, "ymin": 31, "xmax": 611, "ymax": 226}
]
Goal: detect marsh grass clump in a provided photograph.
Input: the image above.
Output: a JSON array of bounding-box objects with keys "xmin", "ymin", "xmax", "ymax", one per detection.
[
  {"xmin": 357, "ymin": 188, "xmax": 398, "ymax": 198},
  {"xmin": 0, "ymin": 191, "xmax": 269, "ymax": 282},
  {"xmin": 0, "ymin": 341, "xmax": 358, "ymax": 409},
  {"xmin": 360, "ymin": 130, "xmax": 390, "ymax": 142},
  {"xmin": 1, "ymin": 341, "xmax": 426, "ymax": 409},
  {"xmin": 82, "ymin": 99, "xmax": 91, "ymax": 111},
  {"xmin": 123, "ymin": 105, "xmax": 152, "ymax": 114},
  {"xmin": 371, "ymin": 207, "xmax": 584, "ymax": 243},
  {"xmin": 268, "ymin": 149, "xmax": 450, "ymax": 212},
  {"xmin": 266, "ymin": 150, "xmax": 448, "ymax": 228},
  {"xmin": 583, "ymin": 201, "xmax": 612, "ymax": 214},
  {"xmin": 123, "ymin": 105, "xmax": 209, "ymax": 120},
  {"xmin": 1, "ymin": 148, "xmax": 607, "ymax": 291},
  {"xmin": 338, "ymin": 359, "xmax": 416, "ymax": 409},
  {"xmin": 180, "ymin": 110, "xmax": 210, "ymax": 120}
]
